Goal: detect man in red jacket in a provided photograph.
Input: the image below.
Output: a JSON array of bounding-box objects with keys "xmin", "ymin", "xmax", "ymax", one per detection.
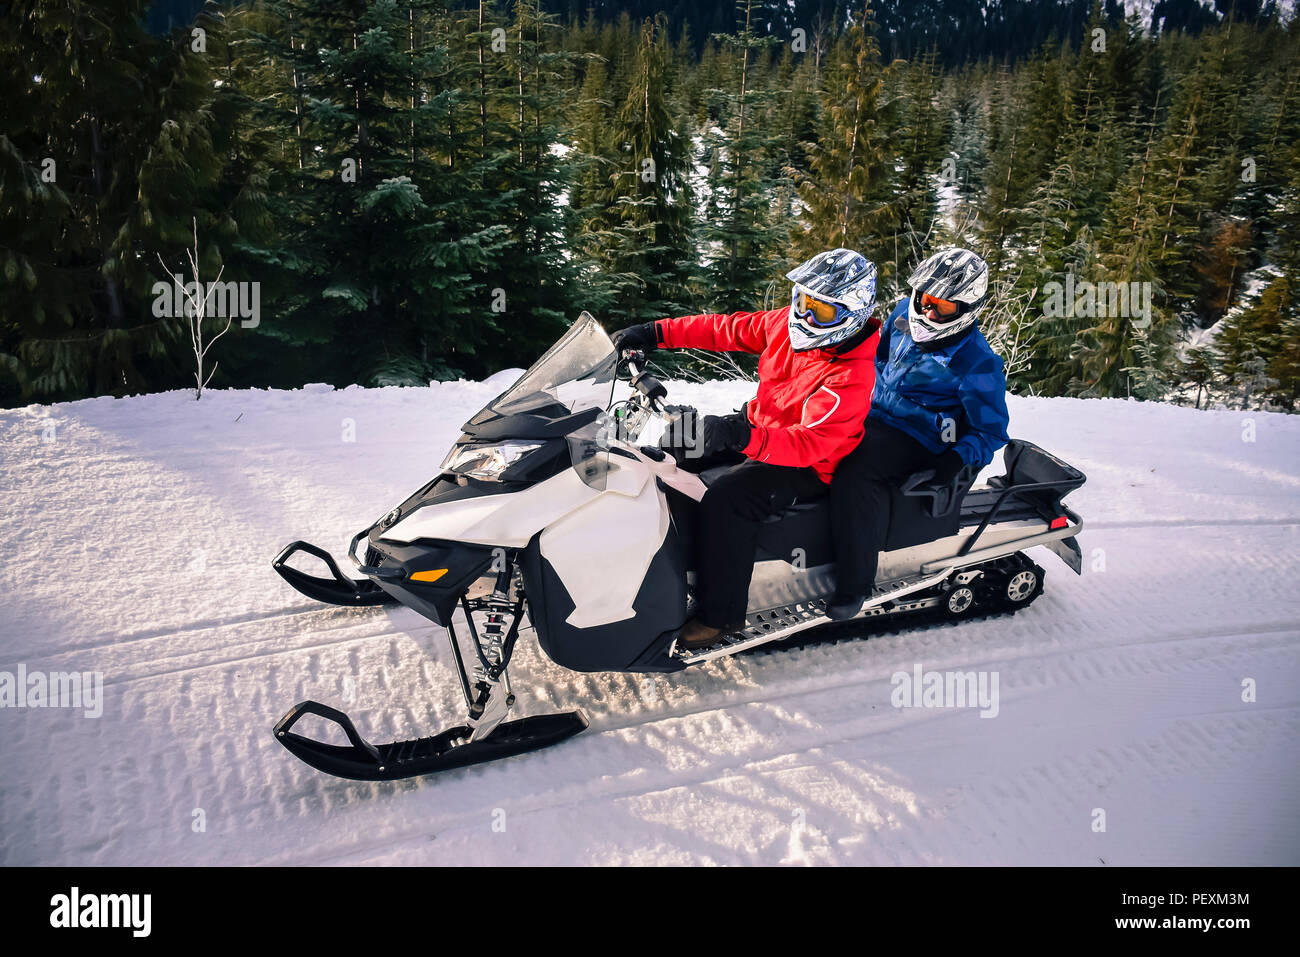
[{"xmin": 612, "ymin": 249, "xmax": 881, "ymax": 651}]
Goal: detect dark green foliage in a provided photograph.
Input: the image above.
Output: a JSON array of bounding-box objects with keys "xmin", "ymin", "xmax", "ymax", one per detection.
[
  {"xmin": 793, "ymin": 7, "xmax": 897, "ymax": 282},
  {"xmin": 576, "ymin": 15, "xmax": 697, "ymax": 327},
  {"xmin": 0, "ymin": 0, "xmax": 232, "ymax": 401},
  {"xmin": 697, "ymin": 0, "xmax": 788, "ymax": 311},
  {"xmin": 2, "ymin": 0, "xmax": 1298, "ymax": 409}
]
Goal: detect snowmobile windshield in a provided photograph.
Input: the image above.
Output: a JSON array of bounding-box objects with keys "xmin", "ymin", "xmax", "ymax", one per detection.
[{"xmin": 487, "ymin": 312, "xmax": 618, "ymax": 418}]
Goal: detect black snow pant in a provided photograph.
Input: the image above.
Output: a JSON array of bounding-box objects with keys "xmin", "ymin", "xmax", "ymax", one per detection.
[
  {"xmin": 693, "ymin": 457, "xmax": 827, "ymax": 631},
  {"xmin": 829, "ymin": 420, "xmax": 944, "ymax": 596}
]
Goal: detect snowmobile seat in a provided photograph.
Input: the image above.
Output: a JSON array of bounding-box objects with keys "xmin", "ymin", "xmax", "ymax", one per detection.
[
  {"xmin": 750, "ymin": 466, "xmax": 970, "ymax": 564},
  {"xmin": 680, "ymin": 439, "xmax": 1085, "ymax": 567},
  {"xmin": 667, "ymin": 462, "xmax": 832, "ymax": 565},
  {"xmin": 692, "ymin": 458, "xmax": 969, "ymax": 563},
  {"xmin": 878, "ymin": 467, "xmax": 978, "ymax": 550}
]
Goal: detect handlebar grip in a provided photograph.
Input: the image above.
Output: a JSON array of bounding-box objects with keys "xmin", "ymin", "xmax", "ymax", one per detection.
[{"xmin": 631, "ymin": 370, "xmax": 667, "ymax": 402}]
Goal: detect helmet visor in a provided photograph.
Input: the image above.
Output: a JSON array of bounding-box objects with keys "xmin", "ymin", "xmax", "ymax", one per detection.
[
  {"xmin": 793, "ymin": 288, "xmax": 845, "ymax": 328},
  {"xmin": 919, "ymin": 292, "xmax": 963, "ymax": 321}
]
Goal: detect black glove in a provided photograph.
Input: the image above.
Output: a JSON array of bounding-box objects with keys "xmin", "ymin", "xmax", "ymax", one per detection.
[
  {"xmin": 611, "ymin": 322, "xmax": 659, "ymax": 355},
  {"xmin": 931, "ymin": 449, "xmax": 966, "ymax": 485},
  {"xmin": 700, "ymin": 412, "xmax": 753, "ymax": 456},
  {"xmin": 658, "ymin": 405, "xmax": 699, "ymax": 452}
]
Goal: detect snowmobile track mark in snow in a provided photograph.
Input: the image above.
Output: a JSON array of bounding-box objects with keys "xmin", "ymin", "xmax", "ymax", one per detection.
[
  {"xmin": 4, "ymin": 600, "xmax": 365, "ymax": 666},
  {"xmin": 265, "ymin": 660, "xmax": 1300, "ymax": 867}
]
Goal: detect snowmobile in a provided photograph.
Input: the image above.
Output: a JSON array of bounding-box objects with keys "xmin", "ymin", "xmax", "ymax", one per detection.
[{"xmin": 271, "ymin": 312, "xmax": 1086, "ymax": 781}]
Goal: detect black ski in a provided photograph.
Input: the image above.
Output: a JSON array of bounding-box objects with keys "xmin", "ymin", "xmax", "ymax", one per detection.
[
  {"xmin": 272, "ymin": 540, "xmax": 397, "ymax": 607},
  {"xmin": 273, "ymin": 700, "xmax": 589, "ymax": 781}
]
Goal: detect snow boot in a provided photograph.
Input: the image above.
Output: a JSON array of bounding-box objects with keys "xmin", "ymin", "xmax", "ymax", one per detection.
[
  {"xmin": 825, "ymin": 591, "xmax": 869, "ymax": 621},
  {"xmin": 677, "ymin": 618, "xmax": 726, "ymax": 652}
]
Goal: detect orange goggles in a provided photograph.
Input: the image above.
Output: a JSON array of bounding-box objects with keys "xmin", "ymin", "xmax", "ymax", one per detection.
[
  {"xmin": 793, "ymin": 289, "xmax": 844, "ymax": 328},
  {"xmin": 919, "ymin": 292, "xmax": 962, "ymax": 320}
]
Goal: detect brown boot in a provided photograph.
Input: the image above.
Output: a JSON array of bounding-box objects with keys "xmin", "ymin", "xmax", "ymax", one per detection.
[{"xmin": 677, "ymin": 618, "xmax": 726, "ymax": 652}]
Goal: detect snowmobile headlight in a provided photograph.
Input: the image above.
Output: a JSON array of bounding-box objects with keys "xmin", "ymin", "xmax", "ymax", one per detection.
[{"xmin": 441, "ymin": 442, "xmax": 543, "ymax": 481}]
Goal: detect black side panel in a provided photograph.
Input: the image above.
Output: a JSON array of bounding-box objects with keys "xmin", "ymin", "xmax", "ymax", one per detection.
[
  {"xmin": 662, "ymin": 484, "xmax": 700, "ymax": 569},
  {"xmin": 521, "ymin": 519, "xmax": 689, "ymax": 673},
  {"xmin": 366, "ymin": 538, "xmax": 496, "ymax": 626}
]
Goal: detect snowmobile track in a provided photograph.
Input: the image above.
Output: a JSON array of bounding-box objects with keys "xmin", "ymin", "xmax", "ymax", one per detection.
[{"xmin": 262, "ymin": 654, "xmax": 1298, "ymax": 866}]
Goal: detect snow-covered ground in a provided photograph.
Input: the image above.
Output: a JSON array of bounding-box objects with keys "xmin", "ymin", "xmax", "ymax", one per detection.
[{"xmin": 1, "ymin": 378, "xmax": 1297, "ymax": 865}]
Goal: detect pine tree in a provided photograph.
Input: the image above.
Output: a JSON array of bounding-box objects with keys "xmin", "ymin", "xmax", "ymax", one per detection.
[
  {"xmin": 792, "ymin": 5, "xmax": 896, "ymax": 277},
  {"xmin": 0, "ymin": 0, "xmax": 262, "ymax": 401},
  {"xmin": 1012, "ymin": 5, "xmax": 1139, "ymax": 395},
  {"xmin": 599, "ymin": 15, "xmax": 697, "ymax": 326},
  {"xmin": 1076, "ymin": 85, "xmax": 1168, "ymax": 398},
  {"xmin": 569, "ymin": 52, "xmax": 613, "ymax": 216},
  {"xmin": 567, "ymin": 51, "xmax": 623, "ymax": 317},
  {"xmin": 1078, "ymin": 20, "xmax": 1258, "ymax": 398},
  {"xmin": 1179, "ymin": 344, "xmax": 1222, "ymax": 409},
  {"xmin": 929, "ymin": 63, "xmax": 991, "ymax": 254},
  {"xmin": 980, "ymin": 48, "xmax": 1069, "ymax": 272},
  {"xmin": 698, "ymin": 0, "xmax": 786, "ymax": 310},
  {"xmin": 235, "ymin": 0, "xmax": 524, "ymax": 385},
  {"xmin": 891, "ymin": 49, "xmax": 946, "ymax": 264},
  {"xmin": 488, "ymin": 0, "xmax": 578, "ymax": 365}
]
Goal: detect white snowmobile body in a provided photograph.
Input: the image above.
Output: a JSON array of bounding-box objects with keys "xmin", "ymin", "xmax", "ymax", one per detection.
[{"xmin": 270, "ymin": 312, "xmax": 1085, "ymax": 779}]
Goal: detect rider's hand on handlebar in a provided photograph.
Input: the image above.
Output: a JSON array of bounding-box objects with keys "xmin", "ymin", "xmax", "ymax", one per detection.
[
  {"xmin": 657, "ymin": 405, "xmax": 698, "ymax": 451},
  {"xmin": 612, "ymin": 322, "xmax": 659, "ymax": 356},
  {"xmin": 700, "ymin": 412, "xmax": 752, "ymax": 456},
  {"xmin": 657, "ymin": 407, "xmax": 751, "ymax": 456}
]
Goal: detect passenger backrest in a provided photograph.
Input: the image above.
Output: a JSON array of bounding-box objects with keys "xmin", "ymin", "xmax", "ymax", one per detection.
[{"xmin": 997, "ymin": 441, "xmax": 1087, "ymax": 514}]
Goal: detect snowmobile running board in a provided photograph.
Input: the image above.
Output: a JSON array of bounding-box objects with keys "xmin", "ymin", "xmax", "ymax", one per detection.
[
  {"xmin": 674, "ymin": 568, "xmax": 953, "ymax": 665},
  {"xmin": 673, "ymin": 505, "xmax": 1084, "ymax": 665},
  {"xmin": 273, "ymin": 700, "xmax": 590, "ymax": 781}
]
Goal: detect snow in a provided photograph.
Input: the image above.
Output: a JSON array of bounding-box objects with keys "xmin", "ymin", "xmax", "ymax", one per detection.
[
  {"xmin": 1183, "ymin": 263, "xmax": 1281, "ymax": 354},
  {"xmin": 482, "ymin": 367, "xmax": 526, "ymax": 390},
  {"xmin": 1124, "ymin": 0, "xmax": 1297, "ymax": 29},
  {"xmin": 1, "ymin": 380, "xmax": 1297, "ymax": 865}
]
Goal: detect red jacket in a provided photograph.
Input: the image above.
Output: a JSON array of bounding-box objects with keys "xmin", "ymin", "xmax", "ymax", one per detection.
[{"xmin": 655, "ymin": 307, "xmax": 878, "ymax": 483}]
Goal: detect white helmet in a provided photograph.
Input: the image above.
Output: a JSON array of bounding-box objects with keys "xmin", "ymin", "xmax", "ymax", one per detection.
[
  {"xmin": 785, "ymin": 248, "xmax": 879, "ymax": 353},
  {"xmin": 905, "ymin": 248, "xmax": 989, "ymax": 344}
]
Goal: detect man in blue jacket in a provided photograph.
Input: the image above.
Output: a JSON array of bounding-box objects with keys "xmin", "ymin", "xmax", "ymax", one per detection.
[{"xmin": 826, "ymin": 248, "xmax": 1010, "ymax": 620}]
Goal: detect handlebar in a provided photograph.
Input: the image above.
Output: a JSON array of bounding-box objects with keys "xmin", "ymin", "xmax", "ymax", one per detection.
[{"xmin": 622, "ymin": 352, "xmax": 673, "ymax": 421}]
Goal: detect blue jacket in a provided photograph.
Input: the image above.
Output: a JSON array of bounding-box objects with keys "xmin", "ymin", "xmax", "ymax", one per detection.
[{"xmin": 869, "ymin": 298, "xmax": 1010, "ymax": 468}]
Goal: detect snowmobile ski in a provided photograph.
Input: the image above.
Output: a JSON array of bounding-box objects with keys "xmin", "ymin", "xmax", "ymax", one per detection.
[
  {"xmin": 273, "ymin": 700, "xmax": 589, "ymax": 781},
  {"xmin": 272, "ymin": 538, "xmax": 397, "ymax": 607}
]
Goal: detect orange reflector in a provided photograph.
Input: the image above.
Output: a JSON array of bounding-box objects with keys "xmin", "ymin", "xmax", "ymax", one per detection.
[
  {"xmin": 1050, "ymin": 516, "xmax": 1068, "ymax": 530},
  {"xmin": 410, "ymin": 568, "xmax": 449, "ymax": 583}
]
